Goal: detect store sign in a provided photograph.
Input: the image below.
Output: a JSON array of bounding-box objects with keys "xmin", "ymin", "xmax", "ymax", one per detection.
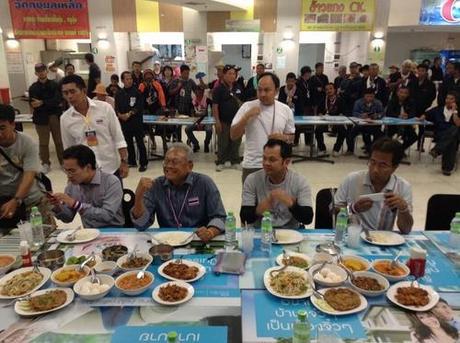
[
  {"xmin": 419, "ymin": 0, "xmax": 460, "ymax": 25},
  {"xmin": 8, "ymin": 0, "xmax": 90, "ymax": 39},
  {"xmin": 300, "ymin": 0, "xmax": 375, "ymax": 31},
  {"xmin": 225, "ymin": 19, "xmax": 260, "ymax": 32}
]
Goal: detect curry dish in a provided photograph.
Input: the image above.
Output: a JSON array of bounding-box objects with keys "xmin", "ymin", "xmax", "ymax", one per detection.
[{"xmin": 324, "ymin": 288, "xmax": 361, "ymax": 311}]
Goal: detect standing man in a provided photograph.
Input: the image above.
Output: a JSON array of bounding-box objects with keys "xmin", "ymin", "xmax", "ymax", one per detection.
[
  {"xmin": 84, "ymin": 53, "xmax": 101, "ymax": 98},
  {"xmin": 169, "ymin": 64, "xmax": 203, "ymax": 115},
  {"xmin": 115, "ymin": 71, "xmax": 148, "ymax": 172},
  {"xmin": 339, "ymin": 62, "xmax": 363, "ymax": 116},
  {"xmin": 213, "ymin": 65, "xmax": 244, "ymax": 171},
  {"xmin": 278, "ymin": 72, "xmax": 298, "ymax": 111},
  {"xmin": 230, "ymin": 72, "xmax": 295, "ymax": 183},
  {"xmin": 438, "ymin": 62, "xmax": 460, "ymax": 107},
  {"xmin": 209, "ymin": 65, "xmax": 224, "ymax": 91},
  {"xmin": 363, "ymin": 63, "xmax": 388, "ymax": 106},
  {"xmin": 334, "ymin": 65, "xmax": 347, "ymax": 91},
  {"xmin": 131, "ymin": 61, "xmax": 143, "ymax": 88},
  {"xmin": 311, "ymin": 62, "xmax": 329, "ymax": 114},
  {"xmin": 414, "ymin": 63, "xmax": 436, "ymax": 151},
  {"xmin": 28, "ymin": 63, "xmax": 64, "ymax": 173},
  {"xmin": 138, "ymin": 68, "xmax": 166, "ymax": 115},
  {"xmin": 60, "ymin": 75, "xmax": 129, "ymax": 180},
  {"xmin": 93, "ymin": 83, "xmax": 115, "ymax": 109},
  {"xmin": 64, "ymin": 63, "xmax": 75, "ymax": 76},
  {"xmin": 244, "ymin": 63, "xmax": 265, "ymax": 101}
]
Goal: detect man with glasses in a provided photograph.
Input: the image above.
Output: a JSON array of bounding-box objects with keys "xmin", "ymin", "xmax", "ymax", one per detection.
[
  {"xmin": 49, "ymin": 145, "xmax": 124, "ymax": 228},
  {"xmin": 131, "ymin": 143, "xmax": 226, "ymax": 243},
  {"xmin": 334, "ymin": 137, "xmax": 413, "ymax": 234},
  {"xmin": 240, "ymin": 139, "xmax": 313, "ymax": 230}
]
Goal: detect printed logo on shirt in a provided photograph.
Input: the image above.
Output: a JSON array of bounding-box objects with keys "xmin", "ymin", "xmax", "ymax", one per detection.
[
  {"xmin": 187, "ymin": 197, "xmax": 200, "ymax": 207},
  {"xmin": 96, "ymin": 119, "xmax": 104, "ymax": 124}
]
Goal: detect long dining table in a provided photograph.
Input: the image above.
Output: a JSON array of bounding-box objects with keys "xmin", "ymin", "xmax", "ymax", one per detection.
[{"xmin": 0, "ymin": 228, "xmax": 458, "ymax": 343}]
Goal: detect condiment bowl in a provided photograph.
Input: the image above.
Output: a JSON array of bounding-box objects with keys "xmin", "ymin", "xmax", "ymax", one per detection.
[
  {"xmin": 115, "ymin": 270, "xmax": 154, "ymax": 296},
  {"xmin": 116, "ymin": 253, "xmax": 153, "ymax": 272},
  {"xmin": 73, "ymin": 274, "xmax": 114, "ymax": 300},
  {"xmin": 349, "ymin": 271, "xmax": 390, "ymax": 297}
]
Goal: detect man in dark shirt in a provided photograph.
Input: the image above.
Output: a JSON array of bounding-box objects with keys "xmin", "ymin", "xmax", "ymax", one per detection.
[
  {"xmin": 438, "ymin": 62, "xmax": 460, "ymax": 107},
  {"xmin": 386, "ymin": 86, "xmax": 418, "ymax": 151},
  {"xmin": 334, "ymin": 65, "xmax": 347, "ymax": 91},
  {"xmin": 106, "ymin": 74, "xmax": 122, "ymax": 97},
  {"xmin": 84, "ymin": 53, "xmax": 101, "ymax": 98},
  {"xmin": 64, "ymin": 63, "xmax": 75, "ymax": 76},
  {"xmin": 213, "ymin": 65, "xmax": 244, "ymax": 171},
  {"xmin": 294, "ymin": 66, "xmax": 317, "ymax": 146},
  {"xmin": 414, "ymin": 64, "xmax": 436, "ymax": 150},
  {"xmin": 244, "ymin": 63, "xmax": 265, "ymax": 101},
  {"xmin": 431, "ymin": 57, "xmax": 444, "ymax": 82},
  {"xmin": 115, "ymin": 71, "xmax": 147, "ymax": 172},
  {"xmin": 363, "ymin": 63, "xmax": 388, "ymax": 106},
  {"xmin": 28, "ymin": 63, "xmax": 64, "ymax": 173},
  {"xmin": 311, "ymin": 62, "xmax": 329, "ymax": 114},
  {"xmin": 169, "ymin": 65, "xmax": 201, "ymax": 115},
  {"xmin": 131, "ymin": 61, "xmax": 143, "ymax": 88},
  {"xmin": 278, "ymin": 72, "xmax": 297, "ymax": 110},
  {"xmin": 339, "ymin": 62, "xmax": 363, "ymax": 115}
]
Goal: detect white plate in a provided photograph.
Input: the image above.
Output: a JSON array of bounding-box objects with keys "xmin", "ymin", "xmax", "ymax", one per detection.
[
  {"xmin": 371, "ymin": 259, "xmax": 410, "ymax": 282},
  {"xmin": 57, "ymin": 229, "xmax": 100, "ymax": 244},
  {"xmin": 310, "ymin": 287, "xmax": 368, "ymax": 316},
  {"xmin": 0, "ymin": 267, "xmax": 51, "ymax": 299},
  {"xmin": 272, "ymin": 230, "xmax": 304, "ymax": 245},
  {"xmin": 360, "ymin": 231, "xmax": 405, "ymax": 246},
  {"xmin": 309, "ymin": 263, "xmax": 348, "ymax": 287},
  {"xmin": 264, "ymin": 266, "xmax": 313, "ymax": 299},
  {"xmin": 14, "ymin": 287, "xmax": 74, "ymax": 316},
  {"xmin": 51, "ymin": 265, "xmax": 91, "ymax": 287},
  {"xmin": 152, "ymin": 231, "xmax": 194, "ymax": 247},
  {"xmin": 158, "ymin": 259, "xmax": 206, "ymax": 283},
  {"xmin": 152, "ymin": 281, "xmax": 194, "ymax": 306},
  {"xmin": 386, "ymin": 281, "xmax": 440, "ymax": 312},
  {"xmin": 275, "ymin": 252, "xmax": 312, "ymax": 270},
  {"xmin": 116, "ymin": 253, "xmax": 153, "ymax": 272},
  {"xmin": 358, "ymin": 193, "xmax": 385, "ymax": 202}
]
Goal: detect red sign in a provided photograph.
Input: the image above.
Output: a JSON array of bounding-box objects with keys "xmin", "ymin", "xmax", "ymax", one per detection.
[{"xmin": 9, "ymin": 0, "xmax": 90, "ymax": 39}]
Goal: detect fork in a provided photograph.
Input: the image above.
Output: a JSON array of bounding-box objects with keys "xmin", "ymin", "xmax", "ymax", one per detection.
[
  {"xmin": 362, "ymin": 227, "xmax": 373, "ymax": 242},
  {"xmin": 269, "ymin": 250, "xmax": 290, "ymax": 278},
  {"xmin": 272, "ymin": 229, "xmax": 278, "ymax": 243},
  {"xmin": 2, "ymin": 295, "xmax": 31, "ymax": 308}
]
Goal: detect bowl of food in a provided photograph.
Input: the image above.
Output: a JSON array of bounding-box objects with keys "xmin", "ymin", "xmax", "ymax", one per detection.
[
  {"xmin": 0, "ymin": 254, "xmax": 18, "ymax": 274},
  {"xmin": 349, "ymin": 271, "xmax": 390, "ymax": 297},
  {"xmin": 309, "ymin": 263, "xmax": 348, "ymax": 287},
  {"xmin": 102, "ymin": 245, "xmax": 128, "ymax": 262},
  {"xmin": 37, "ymin": 250, "xmax": 65, "ymax": 271},
  {"xmin": 372, "ymin": 259, "xmax": 410, "ymax": 282},
  {"xmin": 73, "ymin": 274, "xmax": 114, "ymax": 301},
  {"xmin": 312, "ymin": 252, "xmax": 336, "ymax": 265},
  {"xmin": 94, "ymin": 261, "xmax": 118, "ymax": 276},
  {"xmin": 275, "ymin": 252, "xmax": 311, "ymax": 270},
  {"xmin": 66, "ymin": 255, "xmax": 101, "ymax": 269},
  {"xmin": 115, "ymin": 270, "xmax": 154, "ymax": 296},
  {"xmin": 116, "ymin": 253, "xmax": 153, "ymax": 272},
  {"xmin": 340, "ymin": 255, "xmax": 370, "ymax": 272},
  {"xmin": 152, "ymin": 281, "xmax": 194, "ymax": 306},
  {"xmin": 51, "ymin": 265, "xmax": 90, "ymax": 287}
]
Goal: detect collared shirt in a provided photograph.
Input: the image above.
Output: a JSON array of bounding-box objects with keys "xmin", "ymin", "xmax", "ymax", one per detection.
[
  {"xmin": 352, "ymin": 98, "xmax": 384, "ymax": 119},
  {"xmin": 60, "ymin": 98, "xmax": 127, "ymax": 174},
  {"xmin": 334, "ymin": 170, "xmax": 413, "ymax": 231},
  {"xmin": 28, "ymin": 79, "xmax": 62, "ymax": 125},
  {"xmin": 54, "ymin": 169, "xmax": 124, "ymax": 228},
  {"xmin": 131, "ymin": 172, "xmax": 226, "ymax": 231}
]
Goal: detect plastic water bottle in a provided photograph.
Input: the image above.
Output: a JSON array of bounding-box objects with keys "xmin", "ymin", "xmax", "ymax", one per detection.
[
  {"xmin": 261, "ymin": 211, "xmax": 273, "ymax": 254},
  {"xmin": 30, "ymin": 206, "xmax": 44, "ymax": 250},
  {"xmin": 167, "ymin": 331, "xmax": 177, "ymax": 343},
  {"xmin": 225, "ymin": 211, "xmax": 237, "ymax": 250},
  {"xmin": 335, "ymin": 208, "xmax": 348, "ymax": 245},
  {"xmin": 292, "ymin": 310, "xmax": 310, "ymax": 343},
  {"xmin": 449, "ymin": 212, "xmax": 460, "ymax": 248}
]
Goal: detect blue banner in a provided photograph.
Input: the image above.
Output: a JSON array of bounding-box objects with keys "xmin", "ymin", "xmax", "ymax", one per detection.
[{"xmin": 420, "ymin": 0, "xmax": 460, "ymax": 26}]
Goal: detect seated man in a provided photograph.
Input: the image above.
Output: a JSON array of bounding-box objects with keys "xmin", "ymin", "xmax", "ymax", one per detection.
[
  {"xmin": 385, "ymin": 86, "xmax": 418, "ymax": 152},
  {"xmin": 0, "ymin": 104, "xmax": 54, "ymax": 228},
  {"xmin": 335, "ymin": 137, "xmax": 413, "ymax": 234},
  {"xmin": 349, "ymin": 88, "xmax": 384, "ymax": 154},
  {"xmin": 240, "ymin": 139, "xmax": 313, "ymax": 229},
  {"xmin": 50, "ymin": 145, "xmax": 125, "ymax": 228},
  {"xmin": 426, "ymin": 92, "xmax": 460, "ymax": 176},
  {"xmin": 131, "ymin": 143, "xmax": 226, "ymax": 242}
]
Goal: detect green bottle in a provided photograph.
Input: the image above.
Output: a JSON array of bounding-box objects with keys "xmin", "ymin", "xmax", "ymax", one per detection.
[
  {"xmin": 293, "ymin": 310, "xmax": 310, "ymax": 343},
  {"xmin": 167, "ymin": 331, "xmax": 177, "ymax": 343}
]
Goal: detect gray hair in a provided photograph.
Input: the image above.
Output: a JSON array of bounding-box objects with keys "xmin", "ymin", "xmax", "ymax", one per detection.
[
  {"xmin": 401, "ymin": 59, "xmax": 413, "ymax": 68},
  {"xmin": 167, "ymin": 143, "xmax": 194, "ymax": 162}
]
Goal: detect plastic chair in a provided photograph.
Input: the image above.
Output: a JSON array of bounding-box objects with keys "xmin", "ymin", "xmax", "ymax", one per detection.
[
  {"xmin": 425, "ymin": 194, "xmax": 460, "ymax": 231},
  {"xmin": 314, "ymin": 188, "xmax": 337, "ymax": 229},
  {"xmin": 122, "ymin": 189, "xmax": 136, "ymax": 228}
]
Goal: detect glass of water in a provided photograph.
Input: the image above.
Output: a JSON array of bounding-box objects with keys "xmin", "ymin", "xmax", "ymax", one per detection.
[
  {"xmin": 346, "ymin": 214, "xmax": 362, "ymax": 249},
  {"xmin": 241, "ymin": 227, "xmax": 254, "ymax": 255}
]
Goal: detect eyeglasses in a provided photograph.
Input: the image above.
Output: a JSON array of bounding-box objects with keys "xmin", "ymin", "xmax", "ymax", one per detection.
[{"xmin": 163, "ymin": 158, "xmax": 187, "ymax": 167}]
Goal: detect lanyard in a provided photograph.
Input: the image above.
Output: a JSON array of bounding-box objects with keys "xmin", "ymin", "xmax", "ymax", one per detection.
[
  {"xmin": 252, "ymin": 76, "xmax": 258, "ymax": 89},
  {"xmin": 258, "ymin": 103, "xmax": 276, "ymax": 137},
  {"xmin": 167, "ymin": 186, "xmax": 191, "ymax": 229}
]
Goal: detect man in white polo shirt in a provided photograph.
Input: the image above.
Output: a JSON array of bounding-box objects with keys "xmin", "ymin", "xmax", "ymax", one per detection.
[
  {"xmin": 60, "ymin": 75, "xmax": 128, "ymax": 180},
  {"xmin": 230, "ymin": 72, "xmax": 295, "ymax": 183},
  {"xmin": 334, "ymin": 137, "xmax": 413, "ymax": 234}
]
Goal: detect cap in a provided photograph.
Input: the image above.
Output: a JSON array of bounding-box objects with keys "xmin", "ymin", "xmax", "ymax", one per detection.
[
  {"xmin": 215, "ymin": 64, "xmax": 224, "ymax": 69},
  {"xmin": 34, "ymin": 63, "xmax": 47, "ymax": 72},
  {"xmin": 94, "ymin": 83, "xmax": 108, "ymax": 95},
  {"xmin": 143, "ymin": 68, "xmax": 154, "ymax": 77},
  {"xmin": 349, "ymin": 62, "xmax": 359, "ymax": 68},
  {"xmin": 223, "ymin": 64, "xmax": 241, "ymax": 73},
  {"xmin": 153, "ymin": 60, "xmax": 161, "ymax": 65},
  {"xmin": 389, "ymin": 64, "xmax": 399, "ymax": 70}
]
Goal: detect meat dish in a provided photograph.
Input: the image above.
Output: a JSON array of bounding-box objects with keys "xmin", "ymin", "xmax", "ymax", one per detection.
[
  {"xmin": 163, "ymin": 262, "xmax": 199, "ymax": 280},
  {"xmin": 117, "ymin": 274, "xmax": 152, "ymax": 290},
  {"xmin": 324, "ymin": 288, "xmax": 361, "ymax": 311},
  {"xmin": 395, "ymin": 287, "xmax": 429, "ymax": 307},
  {"xmin": 24, "ymin": 289, "xmax": 67, "ymax": 312},
  {"xmin": 352, "ymin": 276, "xmax": 384, "ymax": 291},
  {"xmin": 121, "ymin": 257, "xmax": 150, "ymax": 269},
  {"xmin": 158, "ymin": 284, "xmax": 188, "ymax": 302}
]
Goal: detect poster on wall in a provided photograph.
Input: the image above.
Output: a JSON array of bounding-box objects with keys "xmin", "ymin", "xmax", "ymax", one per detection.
[
  {"xmin": 300, "ymin": 0, "xmax": 375, "ymax": 31},
  {"xmin": 8, "ymin": 0, "xmax": 90, "ymax": 39},
  {"xmin": 419, "ymin": 0, "xmax": 460, "ymax": 25}
]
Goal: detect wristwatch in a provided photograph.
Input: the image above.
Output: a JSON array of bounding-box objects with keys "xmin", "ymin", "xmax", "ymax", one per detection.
[{"xmin": 14, "ymin": 197, "xmax": 23, "ymax": 206}]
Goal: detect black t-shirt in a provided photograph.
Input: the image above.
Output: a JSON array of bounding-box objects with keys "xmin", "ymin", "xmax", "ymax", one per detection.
[
  {"xmin": 212, "ymin": 82, "xmax": 244, "ymax": 124},
  {"xmin": 28, "ymin": 79, "xmax": 62, "ymax": 125}
]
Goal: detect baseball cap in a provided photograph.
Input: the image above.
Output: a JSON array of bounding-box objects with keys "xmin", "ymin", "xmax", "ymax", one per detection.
[
  {"xmin": 223, "ymin": 64, "xmax": 241, "ymax": 73},
  {"xmin": 143, "ymin": 68, "xmax": 154, "ymax": 77},
  {"xmin": 94, "ymin": 83, "xmax": 108, "ymax": 95},
  {"xmin": 34, "ymin": 63, "xmax": 47, "ymax": 72}
]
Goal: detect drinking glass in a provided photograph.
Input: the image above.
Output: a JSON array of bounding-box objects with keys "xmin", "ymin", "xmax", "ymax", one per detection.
[
  {"xmin": 346, "ymin": 214, "xmax": 362, "ymax": 249},
  {"xmin": 241, "ymin": 227, "xmax": 254, "ymax": 255}
]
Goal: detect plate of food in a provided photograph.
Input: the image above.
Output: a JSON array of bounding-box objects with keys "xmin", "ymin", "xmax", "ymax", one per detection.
[
  {"xmin": 309, "ymin": 263, "xmax": 348, "ymax": 287},
  {"xmin": 102, "ymin": 245, "xmax": 128, "ymax": 262},
  {"xmin": 372, "ymin": 259, "xmax": 410, "ymax": 282},
  {"xmin": 264, "ymin": 266, "xmax": 312, "ymax": 299},
  {"xmin": 158, "ymin": 259, "xmax": 206, "ymax": 283},
  {"xmin": 115, "ymin": 270, "xmax": 154, "ymax": 296},
  {"xmin": 386, "ymin": 281, "xmax": 440, "ymax": 312},
  {"xmin": 66, "ymin": 255, "xmax": 102, "ymax": 269},
  {"xmin": 275, "ymin": 251, "xmax": 311, "ymax": 270},
  {"xmin": 349, "ymin": 271, "xmax": 390, "ymax": 297},
  {"xmin": 272, "ymin": 230, "xmax": 304, "ymax": 245},
  {"xmin": 0, "ymin": 254, "xmax": 18, "ymax": 274},
  {"xmin": 14, "ymin": 288, "xmax": 74, "ymax": 317},
  {"xmin": 57, "ymin": 228, "xmax": 100, "ymax": 244},
  {"xmin": 361, "ymin": 231, "xmax": 405, "ymax": 246},
  {"xmin": 310, "ymin": 287, "xmax": 368, "ymax": 316},
  {"xmin": 0, "ymin": 266, "xmax": 51, "ymax": 299},
  {"xmin": 340, "ymin": 255, "xmax": 371, "ymax": 272},
  {"xmin": 51, "ymin": 265, "xmax": 90, "ymax": 287},
  {"xmin": 116, "ymin": 253, "xmax": 153, "ymax": 272},
  {"xmin": 152, "ymin": 231, "xmax": 194, "ymax": 247},
  {"xmin": 152, "ymin": 281, "xmax": 194, "ymax": 306}
]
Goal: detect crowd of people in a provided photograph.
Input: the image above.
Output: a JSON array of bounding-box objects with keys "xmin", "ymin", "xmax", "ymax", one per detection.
[{"xmin": 0, "ymin": 53, "xmax": 458, "ymax": 234}]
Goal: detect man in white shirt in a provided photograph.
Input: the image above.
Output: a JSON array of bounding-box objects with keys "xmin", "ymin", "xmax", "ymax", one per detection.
[
  {"xmin": 60, "ymin": 75, "xmax": 129, "ymax": 180},
  {"xmin": 230, "ymin": 72, "xmax": 295, "ymax": 183},
  {"xmin": 334, "ymin": 137, "xmax": 413, "ymax": 234}
]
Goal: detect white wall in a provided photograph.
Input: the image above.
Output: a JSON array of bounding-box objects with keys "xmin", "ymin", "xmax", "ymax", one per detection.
[
  {"xmin": 299, "ymin": 31, "xmax": 336, "ymax": 77},
  {"xmin": 388, "ymin": 0, "xmax": 422, "ymax": 27}
]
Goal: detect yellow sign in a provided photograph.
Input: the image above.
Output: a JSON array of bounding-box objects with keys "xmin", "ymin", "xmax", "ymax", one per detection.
[{"xmin": 300, "ymin": 0, "xmax": 375, "ymax": 31}]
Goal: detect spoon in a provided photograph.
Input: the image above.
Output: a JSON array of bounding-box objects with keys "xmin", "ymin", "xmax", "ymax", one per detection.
[
  {"xmin": 136, "ymin": 265, "xmax": 148, "ymax": 280},
  {"xmin": 65, "ymin": 226, "xmax": 82, "ymax": 242},
  {"xmin": 89, "ymin": 268, "xmax": 100, "ymax": 285},
  {"xmin": 269, "ymin": 250, "xmax": 289, "ymax": 278},
  {"xmin": 391, "ymin": 251, "xmax": 402, "ymax": 269}
]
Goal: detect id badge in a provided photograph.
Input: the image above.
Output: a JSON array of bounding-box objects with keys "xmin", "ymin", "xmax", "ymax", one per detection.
[
  {"xmin": 85, "ymin": 129, "xmax": 98, "ymax": 146},
  {"xmin": 180, "ymin": 88, "xmax": 186, "ymax": 97},
  {"xmin": 130, "ymin": 97, "xmax": 136, "ymax": 107}
]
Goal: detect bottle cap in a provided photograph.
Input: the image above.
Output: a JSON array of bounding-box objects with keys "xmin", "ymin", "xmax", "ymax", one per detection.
[
  {"xmin": 409, "ymin": 247, "xmax": 426, "ymax": 259},
  {"xmin": 297, "ymin": 309, "xmax": 307, "ymax": 320},
  {"xmin": 167, "ymin": 331, "xmax": 178, "ymax": 340},
  {"xmin": 263, "ymin": 210, "xmax": 271, "ymax": 217},
  {"xmin": 20, "ymin": 240, "xmax": 29, "ymax": 248},
  {"xmin": 456, "ymin": 212, "xmax": 460, "ymax": 217},
  {"xmin": 228, "ymin": 211, "xmax": 234, "ymax": 216}
]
